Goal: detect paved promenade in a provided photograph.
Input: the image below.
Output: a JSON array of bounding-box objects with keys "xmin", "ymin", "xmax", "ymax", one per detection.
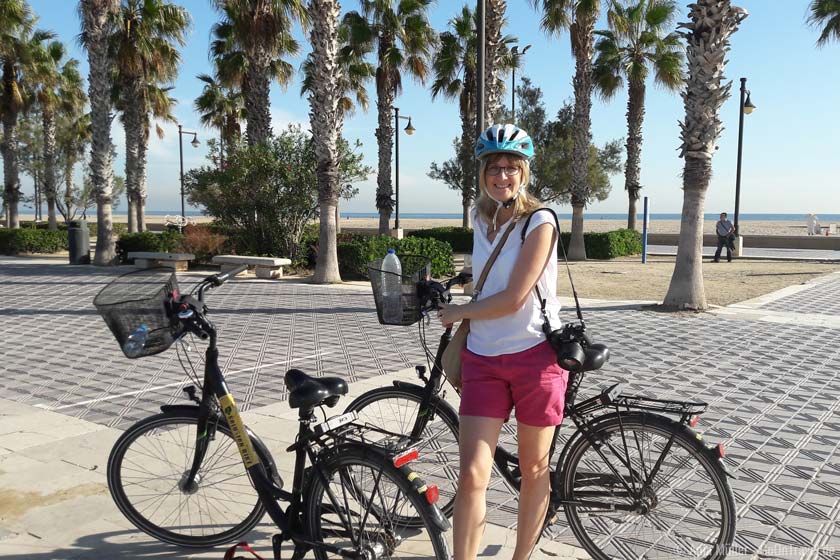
[{"xmin": 2, "ymin": 256, "xmax": 840, "ymax": 559}]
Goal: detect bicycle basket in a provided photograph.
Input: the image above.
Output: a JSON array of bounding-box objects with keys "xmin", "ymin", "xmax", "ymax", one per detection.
[
  {"xmin": 93, "ymin": 268, "xmax": 181, "ymax": 359},
  {"xmin": 368, "ymin": 254, "xmax": 431, "ymax": 326}
]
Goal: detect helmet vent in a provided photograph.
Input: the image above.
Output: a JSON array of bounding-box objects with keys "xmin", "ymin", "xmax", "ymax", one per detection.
[
  {"xmin": 508, "ymin": 129, "xmax": 520, "ymax": 141},
  {"xmin": 497, "ymin": 128, "xmax": 505, "ymax": 143}
]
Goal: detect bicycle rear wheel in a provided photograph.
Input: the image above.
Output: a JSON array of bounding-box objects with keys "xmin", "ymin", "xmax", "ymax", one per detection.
[
  {"xmin": 561, "ymin": 412, "xmax": 735, "ymax": 560},
  {"xmin": 345, "ymin": 387, "xmax": 460, "ymax": 519},
  {"xmin": 304, "ymin": 444, "xmax": 450, "ymax": 560},
  {"xmin": 107, "ymin": 411, "xmax": 266, "ymax": 547}
]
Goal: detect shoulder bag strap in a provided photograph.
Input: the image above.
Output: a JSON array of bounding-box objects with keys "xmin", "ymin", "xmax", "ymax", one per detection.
[{"xmin": 472, "ymin": 219, "xmax": 517, "ymax": 301}]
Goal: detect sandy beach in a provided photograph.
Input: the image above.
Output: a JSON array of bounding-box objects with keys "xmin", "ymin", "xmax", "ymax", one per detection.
[
  {"xmin": 17, "ymin": 213, "xmax": 830, "ymax": 237},
  {"xmin": 337, "ymin": 217, "xmax": 823, "ymax": 237}
]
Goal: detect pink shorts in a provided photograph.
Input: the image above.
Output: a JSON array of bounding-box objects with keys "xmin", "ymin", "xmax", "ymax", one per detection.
[{"xmin": 459, "ymin": 340, "xmax": 569, "ymax": 427}]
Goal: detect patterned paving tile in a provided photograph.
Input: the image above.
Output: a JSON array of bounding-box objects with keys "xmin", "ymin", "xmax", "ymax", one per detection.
[
  {"xmin": 2, "ymin": 258, "xmax": 840, "ymax": 558},
  {"xmin": 760, "ymin": 275, "xmax": 840, "ymax": 316}
]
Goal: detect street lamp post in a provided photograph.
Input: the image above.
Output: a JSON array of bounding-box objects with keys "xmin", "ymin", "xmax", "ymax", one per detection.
[
  {"xmin": 393, "ymin": 107, "xmax": 415, "ymax": 233},
  {"xmin": 510, "ymin": 44, "xmax": 531, "ymax": 120},
  {"xmin": 733, "ymin": 77, "xmax": 755, "ymax": 251},
  {"xmin": 178, "ymin": 124, "xmax": 200, "ymax": 223}
]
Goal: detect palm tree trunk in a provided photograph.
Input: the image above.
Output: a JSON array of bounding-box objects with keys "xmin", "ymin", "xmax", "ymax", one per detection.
[
  {"xmin": 244, "ymin": 53, "xmax": 272, "ymax": 146},
  {"xmin": 82, "ymin": 0, "xmax": 118, "ymax": 265},
  {"xmin": 625, "ymin": 78, "xmax": 645, "ymax": 230},
  {"xmin": 309, "ymin": 0, "xmax": 343, "ymax": 283},
  {"xmin": 123, "ymin": 78, "xmax": 141, "ymax": 233},
  {"xmin": 335, "ymin": 201, "xmax": 340, "ymax": 234},
  {"xmin": 1, "ymin": 68, "xmax": 21, "ymax": 229},
  {"xmin": 663, "ymin": 169, "xmax": 708, "ymax": 309},
  {"xmin": 568, "ymin": 13, "xmax": 597, "ymax": 261},
  {"xmin": 64, "ymin": 159, "xmax": 75, "ymax": 219},
  {"xmin": 136, "ymin": 127, "xmax": 149, "ymax": 232},
  {"xmin": 374, "ymin": 61, "xmax": 396, "ymax": 235},
  {"xmin": 43, "ymin": 109, "xmax": 59, "ymax": 230},
  {"xmin": 663, "ymin": 0, "xmax": 746, "ymax": 309},
  {"xmin": 484, "ymin": 0, "xmax": 506, "ymax": 125},
  {"xmin": 459, "ymin": 69, "xmax": 476, "ymax": 229}
]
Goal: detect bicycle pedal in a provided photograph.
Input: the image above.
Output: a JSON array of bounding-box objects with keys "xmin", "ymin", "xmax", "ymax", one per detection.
[{"xmin": 271, "ymin": 534, "xmax": 283, "ymax": 560}]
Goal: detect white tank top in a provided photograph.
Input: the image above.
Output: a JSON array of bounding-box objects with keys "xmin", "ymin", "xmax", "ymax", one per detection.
[{"xmin": 466, "ymin": 208, "xmax": 561, "ymax": 357}]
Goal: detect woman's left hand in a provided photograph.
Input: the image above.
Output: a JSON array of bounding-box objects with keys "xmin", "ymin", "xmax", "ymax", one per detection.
[{"xmin": 437, "ymin": 302, "xmax": 464, "ymax": 327}]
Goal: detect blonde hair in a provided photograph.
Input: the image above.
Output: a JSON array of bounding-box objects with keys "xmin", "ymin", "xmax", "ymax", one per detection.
[{"xmin": 475, "ymin": 153, "xmax": 541, "ymax": 228}]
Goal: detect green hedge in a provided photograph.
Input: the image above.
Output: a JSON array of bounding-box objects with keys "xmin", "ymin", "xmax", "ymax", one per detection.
[
  {"xmin": 115, "ymin": 231, "xmax": 185, "ymax": 264},
  {"xmin": 19, "ymin": 220, "xmax": 127, "ymax": 238},
  {"xmin": 0, "ymin": 229, "xmax": 69, "ymax": 254},
  {"xmin": 407, "ymin": 225, "xmax": 642, "ymax": 260},
  {"xmin": 407, "ymin": 227, "xmax": 473, "ymax": 252},
  {"xmin": 559, "ymin": 229, "xmax": 642, "ymax": 260},
  {"xmin": 336, "ymin": 234, "xmax": 454, "ymax": 279}
]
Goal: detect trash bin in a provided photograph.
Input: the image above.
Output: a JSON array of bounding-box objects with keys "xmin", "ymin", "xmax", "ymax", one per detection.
[{"xmin": 68, "ymin": 220, "xmax": 90, "ymax": 264}]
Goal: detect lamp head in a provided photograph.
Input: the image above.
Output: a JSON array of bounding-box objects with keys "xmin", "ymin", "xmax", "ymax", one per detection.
[
  {"xmin": 191, "ymin": 134, "xmax": 200, "ymax": 148},
  {"xmin": 743, "ymin": 92, "xmax": 755, "ymax": 115},
  {"xmin": 404, "ymin": 118, "xmax": 415, "ymax": 135}
]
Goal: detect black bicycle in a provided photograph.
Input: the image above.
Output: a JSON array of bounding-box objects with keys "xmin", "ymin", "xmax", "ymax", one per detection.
[
  {"xmin": 348, "ymin": 256, "xmax": 736, "ymax": 560},
  {"xmin": 94, "ymin": 266, "xmax": 450, "ymax": 559}
]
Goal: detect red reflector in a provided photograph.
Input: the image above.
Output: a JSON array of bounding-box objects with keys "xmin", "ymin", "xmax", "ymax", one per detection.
[
  {"xmin": 425, "ymin": 484, "xmax": 439, "ymax": 504},
  {"xmin": 180, "ymin": 303, "xmax": 188, "ymax": 311},
  {"xmin": 393, "ymin": 449, "xmax": 419, "ymax": 468},
  {"xmin": 717, "ymin": 443, "xmax": 725, "ymax": 458},
  {"xmin": 690, "ymin": 415, "xmax": 700, "ymax": 428}
]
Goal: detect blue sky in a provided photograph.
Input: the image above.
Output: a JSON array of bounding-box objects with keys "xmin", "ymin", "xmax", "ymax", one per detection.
[{"xmin": 23, "ymin": 0, "xmax": 840, "ymax": 215}]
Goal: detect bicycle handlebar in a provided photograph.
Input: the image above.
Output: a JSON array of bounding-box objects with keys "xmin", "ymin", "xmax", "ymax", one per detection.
[
  {"xmin": 418, "ymin": 271, "xmax": 473, "ymax": 313},
  {"xmin": 213, "ymin": 264, "xmax": 249, "ymax": 286}
]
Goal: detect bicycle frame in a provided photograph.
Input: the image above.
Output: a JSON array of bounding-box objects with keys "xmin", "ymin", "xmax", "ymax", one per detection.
[{"xmin": 407, "ymin": 321, "xmax": 715, "ymax": 518}]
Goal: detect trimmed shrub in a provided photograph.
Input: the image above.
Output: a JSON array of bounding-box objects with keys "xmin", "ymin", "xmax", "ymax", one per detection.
[
  {"xmin": 0, "ymin": 229, "xmax": 69, "ymax": 254},
  {"xmin": 116, "ymin": 230, "xmax": 184, "ymax": 263},
  {"xmin": 337, "ymin": 234, "xmax": 454, "ymax": 279},
  {"xmin": 407, "ymin": 227, "xmax": 473, "ymax": 252},
  {"xmin": 559, "ymin": 228, "xmax": 642, "ymax": 260}
]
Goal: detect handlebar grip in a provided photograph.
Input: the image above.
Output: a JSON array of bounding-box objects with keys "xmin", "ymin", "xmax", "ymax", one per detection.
[{"xmin": 213, "ymin": 264, "xmax": 249, "ymax": 285}]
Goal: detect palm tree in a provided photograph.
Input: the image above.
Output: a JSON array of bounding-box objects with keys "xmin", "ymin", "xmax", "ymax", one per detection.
[
  {"xmin": 79, "ymin": 0, "xmax": 120, "ymax": 265},
  {"xmin": 31, "ymin": 40, "xmax": 85, "ymax": 229},
  {"xmin": 301, "ymin": 18, "xmax": 374, "ymax": 241},
  {"xmin": 593, "ymin": 0, "xmax": 683, "ymax": 230},
  {"xmin": 343, "ymin": 0, "xmax": 436, "ymax": 234},
  {"xmin": 56, "ymin": 111, "xmax": 91, "ymax": 220},
  {"xmin": 194, "ymin": 72, "xmax": 244, "ymax": 161},
  {"xmin": 484, "ymin": 0, "xmax": 507, "ymax": 125},
  {"xmin": 662, "ymin": 0, "xmax": 747, "ymax": 310},
  {"xmin": 808, "ymin": 0, "xmax": 840, "ymax": 45},
  {"xmin": 1, "ymin": 2, "xmax": 53, "ymax": 228},
  {"xmin": 531, "ymin": 0, "xmax": 601, "ymax": 260},
  {"xmin": 303, "ymin": 0, "xmax": 344, "ymax": 283},
  {"xmin": 136, "ymin": 83, "xmax": 178, "ymax": 231},
  {"xmin": 210, "ymin": 0, "xmax": 307, "ymax": 146},
  {"xmin": 431, "ymin": 5, "xmax": 477, "ymax": 228},
  {"xmin": 110, "ymin": 0, "xmax": 189, "ymax": 232}
]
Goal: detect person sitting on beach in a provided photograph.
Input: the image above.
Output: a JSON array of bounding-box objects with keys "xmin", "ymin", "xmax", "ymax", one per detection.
[
  {"xmin": 713, "ymin": 212, "xmax": 735, "ymax": 263},
  {"xmin": 806, "ymin": 214, "xmax": 821, "ymax": 235}
]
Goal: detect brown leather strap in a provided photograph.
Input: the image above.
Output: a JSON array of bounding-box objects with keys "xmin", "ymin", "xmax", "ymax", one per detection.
[{"xmin": 473, "ymin": 220, "xmax": 518, "ymax": 295}]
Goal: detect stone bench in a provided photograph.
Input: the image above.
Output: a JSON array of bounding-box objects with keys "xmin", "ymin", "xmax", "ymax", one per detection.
[
  {"xmin": 127, "ymin": 252, "xmax": 195, "ymax": 272},
  {"xmin": 212, "ymin": 255, "xmax": 292, "ymax": 279}
]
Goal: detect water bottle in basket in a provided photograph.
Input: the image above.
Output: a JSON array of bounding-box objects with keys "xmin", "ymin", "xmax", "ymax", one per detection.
[
  {"xmin": 123, "ymin": 324, "xmax": 149, "ymax": 358},
  {"xmin": 381, "ymin": 249, "xmax": 403, "ymax": 324}
]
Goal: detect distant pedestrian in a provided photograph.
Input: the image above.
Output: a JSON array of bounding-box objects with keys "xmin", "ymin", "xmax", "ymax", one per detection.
[{"xmin": 714, "ymin": 212, "xmax": 735, "ymax": 263}]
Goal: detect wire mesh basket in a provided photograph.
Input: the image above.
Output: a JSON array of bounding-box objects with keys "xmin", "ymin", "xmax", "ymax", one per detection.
[
  {"xmin": 368, "ymin": 254, "xmax": 431, "ymax": 326},
  {"xmin": 93, "ymin": 268, "xmax": 181, "ymax": 358}
]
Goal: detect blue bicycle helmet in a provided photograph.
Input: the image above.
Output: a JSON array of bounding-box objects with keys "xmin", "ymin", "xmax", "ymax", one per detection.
[{"xmin": 474, "ymin": 124, "xmax": 535, "ymax": 160}]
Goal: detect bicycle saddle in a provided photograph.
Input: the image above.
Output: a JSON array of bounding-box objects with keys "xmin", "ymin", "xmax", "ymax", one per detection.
[
  {"xmin": 580, "ymin": 343, "xmax": 610, "ymax": 373},
  {"xmin": 284, "ymin": 368, "xmax": 348, "ymax": 409}
]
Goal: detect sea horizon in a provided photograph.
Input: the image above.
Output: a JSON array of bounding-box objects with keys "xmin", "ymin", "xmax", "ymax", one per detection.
[{"xmin": 102, "ymin": 210, "xmax": 840, "ymax": 222}]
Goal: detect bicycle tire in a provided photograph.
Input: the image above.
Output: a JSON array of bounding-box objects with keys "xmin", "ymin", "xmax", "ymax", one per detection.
[
  {"xmin": 304, "ymin": 443, "xmax": 450, "ymax": 560},
  {"xmin": 560, "ymin": 412, "xmax": 736, "ymax": 560},
  {"xmin": 345, "ymin": 386, "xmax": 460, "ymax": 518},
  {"xmin": 107, "ymin": 410, "xmax": 267, "ymax": 547}
]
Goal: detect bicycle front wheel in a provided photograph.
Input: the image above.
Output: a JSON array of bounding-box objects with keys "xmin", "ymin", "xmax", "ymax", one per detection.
[
  {"xmin": 304, "ymin": 444, "xmax": 450, "ymax": 560},
  {"xmin": 561, "ymin": 412, "xmax": 736, "ymax": 560},
  {"xmin": 345, "ymin": 386, "xmax": 460, "ymax": 519},
  {"xmin": 107, "ymin": 411, "xmax": 266, "ymax": 547}
]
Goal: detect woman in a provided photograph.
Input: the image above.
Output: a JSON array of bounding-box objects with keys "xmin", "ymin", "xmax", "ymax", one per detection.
[{"xmin": 439, "ymin": 123, "xmax": 567, "ymax": 560}]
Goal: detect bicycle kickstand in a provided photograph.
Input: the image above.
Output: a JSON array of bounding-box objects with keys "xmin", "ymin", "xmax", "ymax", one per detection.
[{"xmin": 272, "ymin": 533, "xmax": 307, "ymax": 560}]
